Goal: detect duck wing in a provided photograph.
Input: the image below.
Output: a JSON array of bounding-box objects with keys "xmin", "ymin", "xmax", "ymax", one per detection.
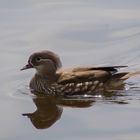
[{"xmin": 57, "ymin": 66, "xmax": 127, "ymax": 84}]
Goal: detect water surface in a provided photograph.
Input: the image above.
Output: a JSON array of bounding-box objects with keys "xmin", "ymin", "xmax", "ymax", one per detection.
[{"xmin": 0, "ymin": 0, "xmax": 140, "ymax": 140}]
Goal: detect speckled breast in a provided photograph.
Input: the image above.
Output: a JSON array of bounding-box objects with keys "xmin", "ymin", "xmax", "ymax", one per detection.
[{"xmin": 50, "ymin": 80, "xmax": 104, "ymax": 95}]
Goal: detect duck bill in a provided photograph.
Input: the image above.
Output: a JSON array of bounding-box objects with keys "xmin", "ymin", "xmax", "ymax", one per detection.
[{"xmin": 21, "ymin": 63, "xmax": 33, "ymax": 70}]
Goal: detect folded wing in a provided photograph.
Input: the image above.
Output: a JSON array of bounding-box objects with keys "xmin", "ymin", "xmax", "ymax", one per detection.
[{"xmin": 57, "ymin": 66, "xmax": 127, "ymax": 84}]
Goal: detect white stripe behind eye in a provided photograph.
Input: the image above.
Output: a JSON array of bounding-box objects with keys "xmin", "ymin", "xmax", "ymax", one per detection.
[
  {"xmin": 41, "ymin": 58, "xmax": 48, "ymax": 61},
  {"xmin": 40, "ymin": 58, "xmax": 53, "ymax": 63},
  {"xmin": 36, "ymin": 58, "xmax": 49, "ymax": 62}
]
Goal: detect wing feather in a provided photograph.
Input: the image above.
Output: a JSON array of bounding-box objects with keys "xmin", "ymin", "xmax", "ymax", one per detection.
[{"xmin": 57, "ymin": 66, "xmax": 127, "ymax": 84}]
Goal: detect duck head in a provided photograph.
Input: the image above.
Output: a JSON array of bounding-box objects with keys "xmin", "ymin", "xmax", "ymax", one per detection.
[{"xmin": 21, "ymin": 50, "xmax": 62, "ymax": 76}]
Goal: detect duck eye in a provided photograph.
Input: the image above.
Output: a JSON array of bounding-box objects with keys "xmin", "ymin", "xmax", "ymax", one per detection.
[{"xmin": 36, "ymin": 57, "xmax": 41, "ymax": 62}]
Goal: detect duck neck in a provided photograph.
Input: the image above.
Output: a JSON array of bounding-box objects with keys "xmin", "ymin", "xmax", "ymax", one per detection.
[{"xmin": 35, "ymin": 69, "xmax": 58, "ymax": 83}]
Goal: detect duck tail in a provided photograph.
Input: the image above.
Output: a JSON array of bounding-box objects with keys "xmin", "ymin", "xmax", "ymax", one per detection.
[{"xmin": 119, "ymin": 71, "xmax": 140, "ymax": 80}]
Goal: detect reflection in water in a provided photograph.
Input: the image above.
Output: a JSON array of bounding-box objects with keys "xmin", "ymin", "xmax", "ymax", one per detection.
[
  {"xmin": 23, "ymin": 93, "xmax": 94, "ymax": 129},
  {"xmin": 23, "ymin": 89, "xmax": 128, "ymax": 130},
  {"xmin": 23, "ymin": 95, "xmax": 63, "ymax": 129}
]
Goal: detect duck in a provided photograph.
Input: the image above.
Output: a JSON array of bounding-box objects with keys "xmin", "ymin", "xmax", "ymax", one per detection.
[{"xmin": 21, "ymin": 50, "xmax": 140, "ymax": 96}]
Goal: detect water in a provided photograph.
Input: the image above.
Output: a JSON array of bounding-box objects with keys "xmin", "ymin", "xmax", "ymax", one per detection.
[{"xmin": 0, "ymin": 0, "xmax": 140, "ymax": 140}]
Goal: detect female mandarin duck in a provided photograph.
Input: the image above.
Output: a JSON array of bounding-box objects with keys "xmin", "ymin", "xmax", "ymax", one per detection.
[{"xmin": 21, "ymin": 50, "xmax": 140, "ymax": 96}]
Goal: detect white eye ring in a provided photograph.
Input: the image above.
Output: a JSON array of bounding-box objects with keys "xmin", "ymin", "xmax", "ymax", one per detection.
[{"xmin": 36, "ymin": 57, "xmax": 41, "ymax": 62}]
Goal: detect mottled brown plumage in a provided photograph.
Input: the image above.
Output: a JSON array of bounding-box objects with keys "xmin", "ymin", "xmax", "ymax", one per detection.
[{"xmin": 21, "ymin": 50, "xmax": 140, "ymax": 96}]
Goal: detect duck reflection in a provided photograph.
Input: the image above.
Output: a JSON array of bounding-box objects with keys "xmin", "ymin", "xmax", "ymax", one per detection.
[
  {"xmin": 23, "ymin": 93, "xmax": 94, "ymax": 129},
  {"xmin": 23, "ymin": 95, "xmax": 62, "ymax": 129},
  {"xmin": 23, "ymin": 85, "xmax": 129, "ymax": 130}
]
